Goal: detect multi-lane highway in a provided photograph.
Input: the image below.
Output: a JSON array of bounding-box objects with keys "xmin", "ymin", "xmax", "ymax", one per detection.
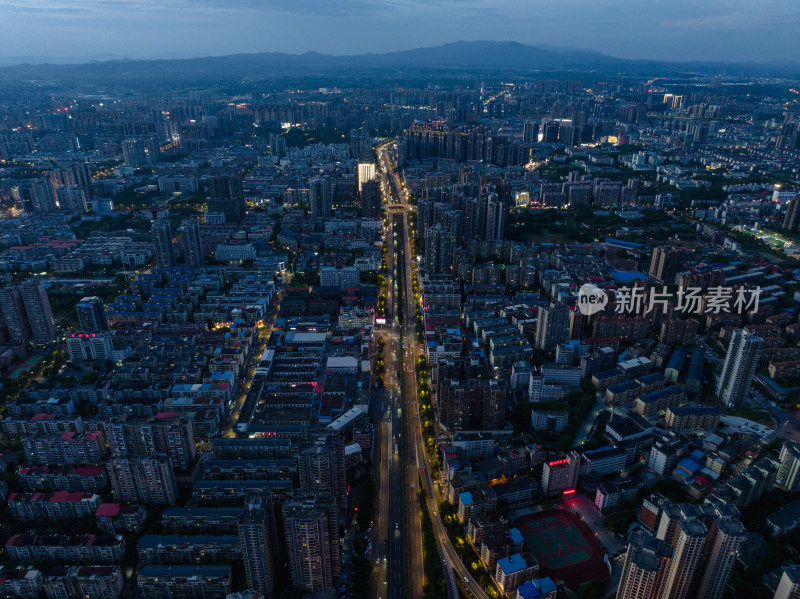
[
  {"xmin": 378, "ymin": 141, "xmax": 491, "ymax": 599},
  {"xmin": 369, "ymin": 148, "xmax": 410, "ymax": 599}
]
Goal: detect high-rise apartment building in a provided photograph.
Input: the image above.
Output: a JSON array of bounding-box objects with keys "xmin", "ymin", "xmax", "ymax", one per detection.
[
  {"xmin": 282, "ymin": 496, "xmax": 340, "ymax": 593},
  {"xmin": 774, "ymin": 566, "xmax": 800, "ymax": 599},
  {"xmin": 56, "ymin": 185, "xmax": 88, "ymax": 211},
  {"xmin": 122, "ymin": 138, "xmax": 149, "ymax": 168},
  {"xmin": 437, "ymin": 379, "xmax": 507, "ymax": 431},
  {"xmin": 523, "ymin": 120, "xmax": 539, "ymax": 144},
  {"xmin": 23, "ymin": 431, "xmax": 106, "ymax": 465},
  {"xmin": 778, "ymin": 441, "xmax": 800, "ymax": 490},
  {"xmin": 648, "ymin": 504, "xmax": 746, "ymax": 599},
  {"xmin": 424, "ymin": 224, "xmax": 455, "ymax": 274},
  {"xmin": 76, "ymin": 296, "xmax": 108, "ymax": 331},
  {"xmin": 659, "ymin": 519, "xmax": 707, "ymax": 599},
  {"xmin": 297, "ymin": 438, "xmax": 348, "ymax": 512},
  {"xmin": 616, "ymin": 532, "xmax": 673, "ymax": 599},
  {"xmin": 715, "ymin": 329, "xmax": 763, "ymax": 407},
  {"xmin": 152, "ymin": 217, "xmax": 175, "ymax": 267},
  {"xmin": 483, "ymin": 193, "xmax": 507, "ymax": 240},
  {"xmin": 309, "ymin": 177, "xmax": 332, "ymax": 217},
  {"xmin": 535, "ymin": 303, "xmax": 569, "ymax": 352},
  {"xmin": 0, "ymin": 285, "xmax": 32, "ymax": 342},
  {"xmin": 180, "ymin": 218, "xmax": 204, "ymax": 267},
  {"xmin": 357, "ymin": 162, "xmax": 376, "ymax": 193},
  {"xmin": 239, "ymin": 493, "xmax": 277, "ymax": 598},
  {"xmin": 649, "ymin": 247, "xmax": 684, "ymax": 283},
  {"xmin": 360, "ymin": 179, "xmax": 381, "ymax": 218},
  {"xmin": 569, "ymin": 309, "xmax": 587, "ymax": 341},
  {"xmin": 17, "ymin": 281, "xmax": 56, "ymax": 345},
  {"xmin": 106, "ymin": 455, "xmax": 178, "ymax": 506},
  {"xmin": 21, "ymin": 178, "xmax": 58, "ymax": 213},
  {"xmin": 207, "ymin": 174, "xmax": 246, "ymax": 222},
  {"xmin": 783, "ymin": 199, "xmax": 800, "ymax": 233},
  {"xmin": 104, "ymin": 415, "xmax": 196, "ymax": 473},
  {"xmin": 694, "ymin": 517, "xmax": 746, "ymax": 599}
]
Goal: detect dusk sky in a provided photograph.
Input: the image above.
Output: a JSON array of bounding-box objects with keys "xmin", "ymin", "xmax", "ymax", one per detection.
[{"xmin": 2, "ymin": 0, "xmax": 800, "ymax": 64}]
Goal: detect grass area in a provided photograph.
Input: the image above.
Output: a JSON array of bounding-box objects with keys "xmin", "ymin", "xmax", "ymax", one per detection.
[
  {"xmin": 419, "ymin": 491, "xmax": 447, "ymax": 599},
  {"xmin": 72, "ymin": 213, "xmax": 150, "ymax": 237},
  {"xmin": 283, "ymin": 127, "xmax": 349, "ymax": 149},
  {"xmin": 289, "ymin": 270, "xmax": 320, "ymax": 286},
  {"xmin": 355, "ymin": 474, "xmax": 375, "ymax": 532},
  {"xmin": 724, "ymin": 408, "xmax": 775, "ymax": 426},
  {"xmin": 602, "ymin": 508, "xmax": 637, "ymax": 535},
  {"xmin": 48, "ymin": 293, "xmax": 83, "ymax": 329},
  {"xmin": 727, "ymin": 486, "xmax": 800, "ymax": 598},
  {"xmin": 351, "ymin": 556, "xmax": 372, "ymax": 599}
]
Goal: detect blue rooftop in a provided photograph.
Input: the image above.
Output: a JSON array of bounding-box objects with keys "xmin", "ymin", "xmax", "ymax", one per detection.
[
  {"xmin": 757, "ymin": 374, "xmax": 789, "ymax": 397},
  {"xmin": 666, "ymin": 348, "xmax": 688, "ymax": 371},
  {"xmin": 608, "ymin": 380, "xmax": 640, "ymax": 393},
  {"xmin": 690, "ymin": 348, "xmax": 705, "ymax": 365},
  {"xmin": 516, "ymin": 581, "xmax": 542, "ymax": 599},
  {"xmin": 605, "ymin": 237, "xmax": 644, "ymax": 248},
  {"xmin": 509, "ymin": 528, "xmax": 524, "ymax": 544},
  {"xmin": 534, "ymin": 578, "xmax": 557, "ymax": 594},
  {"xmin": 639, "ymin": 386, "xmax": 684, "ymax": 403},
  {"xmin": 611, "ymin": 270, "xmax": 649, "ymax": 283},
  {"xmin": 594, "ymin": 368, "xmax": 622, "ymax": 380},
  {"xmin": 676, "ymin": 458, "xmax": 700, "ymax": 473},
  {"xmin": 497, "ymin": 554, "xmax": 531, "ymax": 574}
]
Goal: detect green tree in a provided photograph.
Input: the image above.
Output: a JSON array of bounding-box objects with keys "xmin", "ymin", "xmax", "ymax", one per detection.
[
  {"xmin": 578, "ymin": 580, "xmax": 607, "ymax": 599},
  {"xmin": 603, "ymin": 509, "xmax": 637, "ymax": 535}
]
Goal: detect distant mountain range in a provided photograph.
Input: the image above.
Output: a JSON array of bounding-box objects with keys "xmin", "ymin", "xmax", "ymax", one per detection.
[{"xmin": 0, "ymin": 41, "xmax": 795, "ymax": 84}]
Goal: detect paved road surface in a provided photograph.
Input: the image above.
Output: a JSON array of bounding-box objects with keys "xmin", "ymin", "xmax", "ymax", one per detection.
[
  {"xmin": 563, "ymin": 495, "xmax": 624, "ymax": 556},
  {"xmin": 381, "ymin": 145, "xmax": 488, "ymax": 599}
]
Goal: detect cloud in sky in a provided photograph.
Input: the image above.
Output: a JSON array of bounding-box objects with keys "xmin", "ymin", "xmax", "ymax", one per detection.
[{"xmin": 1, "ymin": 0, "xmax": 799, "ymax": 63}]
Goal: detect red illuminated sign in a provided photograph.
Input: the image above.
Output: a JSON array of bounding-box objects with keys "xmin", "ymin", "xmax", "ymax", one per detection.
[
  {"xmin": 548, "ymin": 459, "xmax": 569, "ymax": 467},
  {"xmin": 562, "ymin": 489, "xmax": 576, "ymax": 496}
]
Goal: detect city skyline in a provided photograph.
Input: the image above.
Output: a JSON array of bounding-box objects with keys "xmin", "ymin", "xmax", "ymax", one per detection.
[
  {"xmin": 2, "ymin": 16, "xmax": 800, "ymax": 596},
  {"xmin": 3, "ymin": 0, "xmax": 800, "ymax": 65}
]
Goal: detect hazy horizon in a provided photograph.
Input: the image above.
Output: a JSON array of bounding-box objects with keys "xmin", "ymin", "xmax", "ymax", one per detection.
[{"xmin": 2, "ymin": 0, "xmax": 800, "ymax": 66}]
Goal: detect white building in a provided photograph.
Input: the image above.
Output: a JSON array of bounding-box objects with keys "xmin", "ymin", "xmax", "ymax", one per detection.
[
  {"xmin": 338, "ymin": 307, "xmax": 373, "ymax": 329},
  {"xmin": 530, "ymin": 409, "xmax": 568, "ymax": 433},
  {"xmin": 778, "ymin": 441, "xmax": 800, "ymax": 491},
  {"xmin": 716, "ymin": 329, "xmax": 763, "ymax": 407},
  {"xmin": 540, "ymin": 456, "xmax": 580, "ymax": 497},
  {"xmin": 541, "ymin": 364, "xmax": 581, "ymax": 387},
  {"xmin": 320, "ymin": 267, "xmax": 360, "ymax": 290},
  {"xmin": 66, "ymin": 332, "xmax": 115, "ymax": 363},
  {"xmin": 494, "ymin": 554, "xmax": 539, "ymax": 595},
  {"xmin": 528, "ymin": 374, "xmax": 570, "ymax": 403},
  {"xmin": 774, "ymin": 566, "xmax": 800, "ymax": 599},
  {"xmin": 214, "ymin": 243, "xmax": 256, "ymax": 263},
  {"xmin": 357, "ymin": 162, "xmax": 376, "ymax": 193},
  {"xmin": 555, "ymin": 341, "xmax": 588, "ymax": 365}
]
